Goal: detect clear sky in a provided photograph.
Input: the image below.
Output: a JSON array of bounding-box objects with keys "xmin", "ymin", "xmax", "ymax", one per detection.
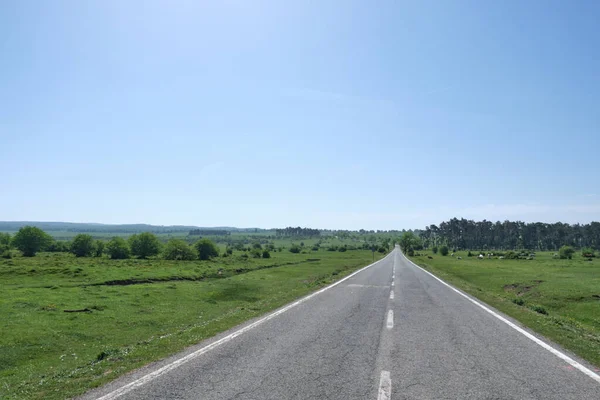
[{"xmin": 1, "ymin": 0, "xmax": 599, "ymax": 230}]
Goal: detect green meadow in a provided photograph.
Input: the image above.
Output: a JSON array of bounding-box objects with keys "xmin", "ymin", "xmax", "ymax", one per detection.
[{"xmin": 1, "ymin": 249, "xmax": 383, "ymax": 399}]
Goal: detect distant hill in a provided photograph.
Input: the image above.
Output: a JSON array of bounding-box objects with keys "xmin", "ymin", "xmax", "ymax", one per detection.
[{"xmin": 0, "ymin": 221, "xmax": 266, "ymax": 234}]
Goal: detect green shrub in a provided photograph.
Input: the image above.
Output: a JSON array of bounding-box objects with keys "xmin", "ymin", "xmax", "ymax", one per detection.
[
  {"xmin": 559, "ymin": 245, "xmax": 575, "ymax": 260},
  {"xmin": 94, "ymin": 241, "xmax": 105, "ymax": 257},
  {"xmin": 129, "ymin": 232, "xmax": 161, "ymax": 259},
  {"xmin": 163, "ymin": 239, "xmax": 197, "ymax": 260},
  {"xmin": 440, "ymin": 246, "xmax": 449, "ymax": 256},
  {"xmin": 407, "ymin": 249, "xmax": 414, "ymax": 256},
  {"xmin": 432, "ymin": 246, "xmax": 438, "ymax": 254},
  {"xmin": 262, "ymin": 250, "xmax": 271, "ymax": 258},
  {"xmin": 252, "ymin": 243, "xmax": 262, "ymax": 250},
  {"xmin": 338, "ymin": 246, "xmax": 347, "ymax": 252},
  {"xmin": 195, "ymin": 238, "xmax": 219, "ymax": 260},
  {"xmin": 512, "ymin": 298, "xmax": 525, "ymax": 306},
  {"xmin": 467, "ymin": 251, "xmax": 473, "ymax": 257},
  {"xmin": 582, "ymin": 247, "xmax": 595, "ymax": 258},
  {"xmin": 12, "ymin": 226, "xmax": 53, "ymax": 257},
  {"xmin": 530, "ymin": 304, "xmax": 548, "ymax": 315},
  {"xmin": 0, "ymin": 233, "xmax": 11, "ymax": 248},
  {"xmin": 250, "ymin": 249, "xmax": 262, "ymax": 258},
  {"xmin": 289, "ymin": 245, "xmax": 301, "ymax": 253},
  {"xmin": 106, "ymin": 237, "xmax": 130, "ymax": 259},
  {"xmin": 70, "ymin": 234, "xmax": 95, "ymax": 257},
  {"xmin": 327, "ymin": 246, "xmax": 338, "ymax": 251}
]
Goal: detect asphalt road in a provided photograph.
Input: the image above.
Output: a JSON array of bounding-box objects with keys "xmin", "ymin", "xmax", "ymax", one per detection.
[{"xmin": 82, "ymin": 247, "xmax": 600, "ymax": 399}]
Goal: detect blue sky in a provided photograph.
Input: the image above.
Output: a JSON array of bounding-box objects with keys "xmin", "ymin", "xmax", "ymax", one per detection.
[{"xmin": 1, "ymin": 0, "xmax": 599, "ymax": 230}]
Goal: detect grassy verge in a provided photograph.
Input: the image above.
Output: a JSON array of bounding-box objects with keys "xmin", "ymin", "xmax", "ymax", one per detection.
[
  {"xmin": 409, "ymin": 250, "xmax": 600, "ymax": 368},
  {"xmin": 1, "ymin": 250, "xmax": 383, "ymax": 399}
]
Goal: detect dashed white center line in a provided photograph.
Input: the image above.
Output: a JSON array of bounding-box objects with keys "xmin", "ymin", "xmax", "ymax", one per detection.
[
  {"xmin": 390, "ymin": 290, "xmax": 394, "ymax": 300},
  {"xmin": 377, "ymin": 370, "xmax": 392, "ymax": 400},
  {"xmin": 391, "ymin": 280, "xmax": 395, "ymax": 286},
  {"xmin": 386, "ymin": 310, "xmax": 394, "ymax": 329}
]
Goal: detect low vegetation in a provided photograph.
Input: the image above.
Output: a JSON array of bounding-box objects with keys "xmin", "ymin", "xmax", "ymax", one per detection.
[{"xmin": 409, "ymin": 250, "xmax": 600, "ymax": 368}]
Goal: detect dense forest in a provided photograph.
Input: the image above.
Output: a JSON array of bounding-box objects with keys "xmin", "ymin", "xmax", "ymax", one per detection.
[{"xmin": 420, "ymin": 218, "xmax": 600, "ymax": 251}]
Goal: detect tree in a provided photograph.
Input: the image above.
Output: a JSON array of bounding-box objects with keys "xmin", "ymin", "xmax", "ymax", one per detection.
[
  {"xmin": 440, "ymin": 245, "xmax": 449, "ymax": 256},
  {"xmin": 432, "ymin": 246, "xmax": 438, "ymax": 254},
  {"xmin": 195, "ymin": 238, "xmax": 219, "ymax": 260},
  {"xmin": 129, "ymin": 232, "xmax": 161, "ymax": 259},
  {"xmin": 559, "ymin": 245, "xmax": 575, "ymax": 260},
  {"xmin": 70, "ymin": 234, "xmax": 95, "ymax": 257},
  {"xmin": 106, "ymin": 237, "xmax": 130, "ymax": 259},
  {"xmin": 262, "ymin": 249, "xmax": 271, "ymax": 258},
  {"xmin": 289, "ymin": 244, "xmax": 301, "ymax": 253},
  {"xmin": 399, "ymin": 232, "xmax": 418, "ymax": 253},
  {"xmin": 0, "ymin": 233, "xmax": 11, "ymax": 252},
  {"xmin": 12, "ymin": 226, "xmax": 52, "ymax": 256},
  {"xmin": 95, "ymin": 241, "xmax": 105, "ymax": 257},
  {"xmin": 163, "ymin": 239, "xmax": 197, "ymax": 260}
]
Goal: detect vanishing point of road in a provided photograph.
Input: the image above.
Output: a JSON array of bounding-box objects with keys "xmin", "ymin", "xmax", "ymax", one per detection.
[{"xmin": 81, "ymin": 246, "xmax": 600, "ymax": 399}]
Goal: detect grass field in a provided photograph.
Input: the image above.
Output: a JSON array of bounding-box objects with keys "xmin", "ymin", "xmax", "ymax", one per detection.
[
  {"xmin": 409, "ymin": 250, "xmax": 600, "ymax": 368},
  {"xmin": 1, "ymin": 249, "xmax": 384, "ymax": 399}
]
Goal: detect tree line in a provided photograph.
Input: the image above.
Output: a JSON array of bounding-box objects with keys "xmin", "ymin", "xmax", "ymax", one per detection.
[
  {"xmin": 420, "ymin": 218, "xmax": 600, "ymax": 251},
  {"xmin": 274, "ymin": 227, "xmax": 321, "ymax": 237},
  {"xmin": 188, "ymin": 229, "xmax": 230, "ymax": 236},
  {"xmin": 0, "ymin": 226, "xmax": 221, "ymax": 261}
]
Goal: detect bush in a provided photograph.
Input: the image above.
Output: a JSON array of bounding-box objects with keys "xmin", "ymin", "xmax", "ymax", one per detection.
[
  {"xmin": 582, "ymin": 247, "xmax": 595, "ymax": 258},
  {"xmin": 504, "ymin": 251, "xmax": 519, "ymax": 259},
  {"xmin": 311, "ymin": 246, "xmax": 319, "ymax": 251},
  {"xmin": 432, "ymin": 246, "xmax": 438, "ymax": 254},
  {"xmin": 70, "ymin": 234, "xmax": 96, "ymax": 257},
  {"xmin": 163, "ymin": 239, "xmax": 197, "ymax": 260},
  {"xmin": 512, "ymin": 298, "xmax": 525, "ymax": 306},
  {"xmin": 95, "ymin": 241, "xmax": 105, "ymax": 257},
  {"xmin": 47, "ymin": 240, "xmax": 70, "ymax": 252},
  {"xmin": 195, "ymin": 238, "xmax": 219, "ymax": 260},
  {"xmin": 407, "ymin": 249, "xmax": 414, "ymax": 256},
  {"xmin": 12, "ymin": 226, "xmax": 53, "ymax": 257},
  {"xmin": 338, "ymin": 245, "xmax": 347, "ymax": 252},
  {"xmin": 289, "ymin": 244, "xmax": 301, "ymax": 253},
  {"xmin": 530, "ymin": 304, "xmax": 548, "ymax": 315},
  {"xmin": 559, "ymin": 245, "xmax": 575, "ymax": 260},
  {"xmin": 129, "ymin": 232, "xmax": 161, "ymax": 259},
  {"xmin": 378, "ymin": 246, "xmax": 386, "ymax": 253},
  {"xmin": 467, "ymin": 251, "xmax": 473, "ymax": 257},
  {"xmin": 0, "ymin": 233, "xmax": 11, "ymax": 248},
  {"xmin": 106, "ymin": 237, "xmax": 130, "ymax": 259},
  {"xmin": 252, "ymin": 243, "xmax": 262, "ymax": 250},
  {"xmin": 250, "ymin": 249, "xmax": 262, "ymax": 258},
  {"xmin": 327, "ymin": 245, "xmax": 338, "ymax": 251},
  {"xmin": 226, "ymin": 247, "xmax": 233, "ymax": 255},
  {"xmin": 440, "ymin": 246, "xmax": 449, "ymax": 256},
  {"xmin": 262, "ymin": 250, "xmax": 271, "ymax": 258}
]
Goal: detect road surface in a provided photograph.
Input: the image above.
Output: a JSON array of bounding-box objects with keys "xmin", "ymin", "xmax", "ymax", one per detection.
[{"xmin": 81, "ymin": 247, "xmax": 600, "ymax": 399}]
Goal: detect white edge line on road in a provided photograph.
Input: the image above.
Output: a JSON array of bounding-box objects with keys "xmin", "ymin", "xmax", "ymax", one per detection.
[
  {"xmin": 377, "ymin": 370, "xmax": 392, "ymax": 400},
  {"xmin": 400, "ymin": 252, "xmax": 600, "ymax": 385},
  {"xmin": 386, "ymin": 310, "xmax": 394, "ymax": 329},
  {"xmin": 93, "ymin": 252, "xmax": 395, "ymax": 400},
  {"xmin": 390, "ymin": 290, "xmax": 394, "ymax": 300}
]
